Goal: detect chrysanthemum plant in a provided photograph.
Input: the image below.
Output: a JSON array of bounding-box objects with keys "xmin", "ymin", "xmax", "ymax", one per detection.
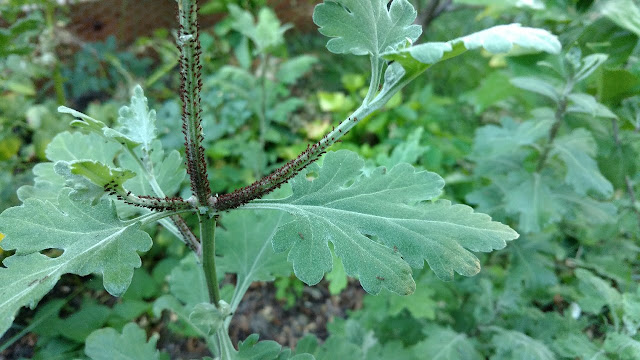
[{"xmin": 0, "ymin": 0, "xmax": 561, "ymax": 358}]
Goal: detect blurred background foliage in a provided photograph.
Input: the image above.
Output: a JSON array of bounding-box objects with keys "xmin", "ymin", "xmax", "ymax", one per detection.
[{"xmin": 1, "ymin": 0, "xmax": 639, "ymax": 359}]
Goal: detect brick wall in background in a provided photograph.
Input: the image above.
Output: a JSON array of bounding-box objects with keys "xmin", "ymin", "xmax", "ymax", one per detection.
[{"xmin": 65, "ymin": 0, "xmax": 319, "ymax": 44}]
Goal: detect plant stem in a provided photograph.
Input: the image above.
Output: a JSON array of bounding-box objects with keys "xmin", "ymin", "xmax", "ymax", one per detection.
[
  {"xmin": 215, "ymin": 326, "xmax": 235, "ymax": 359},
  {"xmin": 536, "ymin": 98, "xmax": 567, "ymax": 172},
  {"xmin": 200, "ymin": 215, "xmax": 221, "ymax": 306},
  {"xmin": 178, "ymin": 0, "xmax": 211, "ymax": 206},
  {"xmin": 363, "ymin": 56, "xmax": 381, "ymax": 105},
  {"xmin": 44, "ymin": 2, "xmax": 66, "ymax": 105}
]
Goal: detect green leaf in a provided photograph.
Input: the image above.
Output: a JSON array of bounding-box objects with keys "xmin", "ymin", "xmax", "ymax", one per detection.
[
  {"xmin": 604, "ymin": 333, "xmax": 640, "ymax": 360},
  {"xmin": 511, "ymin": 77, "xmax": 560, "ymax": 102},
  {"xmin": 326, "ymin": 248, "xmax": 348, "ymax": 295},
  {"xmin": 383, "ymin": 24, "xmax": 560, "ymax": 81},
  {"xmin": 554, "ymin": 333, "xmax": 606, "ymax": 360},
  {"xmin": 567, "ymin": 93, "xmax": 618, "ymax": 119},
  {"xmin": 490, "ymin": 327, "xmax": 556, "ymax": 360},
  {"xmin": 189, "ymin": 301, "xmax": 231, "ymax": 335},
  {"xmin": 85, "ymin": 323, "xmax": 160, "ymax": 360},
  {"xmin": 217, "ymin": 210, "xmax": 292, "ymax": 285},
  {"xmin": 276, "ymin": 55, "xmax": 318, "ymax": 85},
  {"xmin": 228, "ymin": 5, "xmax": 291, "ymax": 53},
  {"xmin": 58, "ymin": 106, "xmax": 139, "ymax": 149},
  {"xmin": 413, "ymin": 326, "xmax": 482, "ymax": 360},
  {"xmin": 250, "ymin": 150, "xmax": 518, "ymax": 295},
  {"xmin": 313, "ymin": 0, "xmax": 422, "ymax": 56},
  {"xmin": 376, "ymin": 127, "xmax": 428, "ymax": 169},
  {"xmin": 17, "ymin": 131, "xmax": 123, "ymax": 204},
  {"xmin": 0, "ymin": 189, "xmax": 152, "ymax": 336},
  {"xmin": 236, "ymin": 334, "xmax": 283, "ymax": 360},
  {"xmin": 575, "ymin": 268, "xmax": 621, "ymax": 314},
  {"xmin": 363, "ymin": 285, "xmax": 438, "ymax": 320},
  {"xmin": 502, "ymin": 171, "xmax": 565, "ymax": 233},
  {"xmin": 69, "ymin": 160, "xmax": 136, "ymax": 190},
  {"xmin": 600, "ymin": 0, "xmax": 640, "ymax": 37},
  {"xmin": 118, "ymin": 140, "xmax": 186, "ymax": 196},
  {"xmin": 116, "ymin": 85, "xmax": 157, "ymax": 153},
  {"xmin": 507, "ymin": 238, "xmax": 558, "ymax": 291},
  {"xmin": 551, "ymin": 129, "xmax": 614, "ymax": 197},
  {"xmin": 574, "ymin": 53, "xmax": 608, "ymax": 83}
]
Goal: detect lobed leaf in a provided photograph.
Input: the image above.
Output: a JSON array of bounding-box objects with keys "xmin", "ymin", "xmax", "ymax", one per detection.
[
  {"xmin": 0, "ymin": 189, "xmax": 152, "ymax": 336},
  {"xmin": 216, "ymin": 211, "xmax": 292, "ymax": 285},
  {"xmin": 413, "ymin": 326, "xmax": 482, "ymax": 360},
  {"xmin": 382, "ymin": 24, "xmax": 560, "ymax": 83},
  {"xmin": 313, "ymin": 0, "xmax": 422, "ymax": 56},
  {"xmin": 84, "ymin": 323, "xmax": 160, "ymax": 360},
  {"xmin": 116, "ymin": 85, "xmax": 157, "ymax": 153},
  {"xmin": 250, "ymin": 150, "xmax": 518, "ymax": 295},
  {"xmin": 551, "ymin": 129, "xmax": 614, "ymax": 197}
]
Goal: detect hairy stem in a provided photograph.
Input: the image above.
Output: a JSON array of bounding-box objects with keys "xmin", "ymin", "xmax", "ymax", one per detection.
[
  {"xmin": 209, "ymin": 104, "xmax": 373, "ymax": 212},
  {"xmin": 178, "ymin": 0, "xmax": 211, "ymax": 206},
  {"xmin": 200, "ymin": 215, "xmax": 221, "ymax": 306}
]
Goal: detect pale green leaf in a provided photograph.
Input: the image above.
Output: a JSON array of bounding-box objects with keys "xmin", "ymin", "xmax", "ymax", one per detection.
[
  {"xmin": 574, "ymin": 54, "xmax": 608, "ymax": 83},
  {"xmin": 216, "ymin": 210, "xmax": 292, "ymax": 284},
  {"xmin": 575, "ymin": 268, "xmax": 622, "ymax": 314},
  {"xmin": 554, "ymin": 190, "xmax": 617, "ymax": 224},
  {"xmin": 600, "ymin": 0, "xmax": 640, "ymax": 37},
  {"xmin": 58, "ymin": 106, "xmax": 139, "ymax": 149},
  {"xmin": 228, "ymin": 5, "xmax": 291, "ymax": 53},
  {"xmin": 168, "ymin": 254, "xmax": 209, "ymax": 308},
  {"xmin": 116, "ymin": 85, "xmax": 157, "ymax": 153},
  {"xmin": 376, "ymin": 127, "xmax": 428, "ymax": 169},
  {"xmin": 490, "ymin": 327, "xmax": 556, "ymax": 360},
  {"xmin": 364, "ymin": 286, "xmax": 438, "ymax": 320},
  {"xmin": 623, "ymin": 290, "xmax": 640, "ymax": 334},
  {"xmin": 604, "ymin": 333, "xmax": 640, "ymax": 360},
  {"xmin": 413, "ymin": 326, "xmax": 482, "ymax": 360},
  {"xmin": 313, "ymin": 0, "xmax": 422, "ymax": 56},
  {"xmin": 326, "ymin": 248, "xmax": 348, "ymax": 295},
  {"xmin": 276, "ymin": 55, "xmax": 318, "ymax": 85},
  {"xmin": 551, "ymin": 129, "xmax": 613, "ymax": 197},
  {"xmin": 502, "ymin": 171, "xmax": 565, "ymax": 233},
  {"xmin": 554, "ymin": 333, "xmax": 607, "ymax": 360},
  {"xmin": 471, "ymin": 117, "xmax": 553, "ymax": 159},
  {"xmin": 45, "ymin": 131, "xmax": 120, "ymax": 166},
  {"xmin": 511, "ymin": 77, "xmax": 560, "ymax": 102},
  {"xmin": 507, "ymin": 238, "xmax": 558, "ymax": 291},
  {"xmin": 17, "ymin": 163, "xmax": 65, "ymax": 204},
  {"xmin": 85, "ymin": 323, "xmax": 160, "ymax": 360},
  {"xmin": 236, "ymin": 334, "xmax": 284, "ymax": 360},
  {"xmin": 118, "ymin": 140, "xmax": 186, "ymax": 196},
  {"xmin": 567, "ymin": 93, "xmax": 618, "ymax": 119},
  {"xmin": 250, "ymin": 150, "xmax": 518, "ymax": 295},
  {"xmin": 0, "ymin": 189, "xmax": 152, "ymax": 336},
  {"xmin": 189, "ymin": 301, "xmax": 231, "ymax": 335},
  {"xmin": 69, "ymin": 160, "xmax": 136, "ymax": 190},
  {"xmin": 383, "ymin": 24, "xmax": 560, "ymax": 80},
  {"xmin": 17, "ymin": 132, "xmax": 122, "ymax": 204}
]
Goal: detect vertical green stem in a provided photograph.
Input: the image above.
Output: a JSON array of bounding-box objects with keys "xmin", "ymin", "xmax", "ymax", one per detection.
[
  {"xmin": 535, "ymin": 98, "xmax": 567, "ymax": 172},
  {"xmin": 44, "ymin": 3, "xmax": 65, "ymax": 105},
  {"xmin": 178, "ymin": 0, "xmax": 220, "ymax": 308},
  {"xmin": 200, "ymin": 215, "xmax": 221, "ymax": 306}
]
